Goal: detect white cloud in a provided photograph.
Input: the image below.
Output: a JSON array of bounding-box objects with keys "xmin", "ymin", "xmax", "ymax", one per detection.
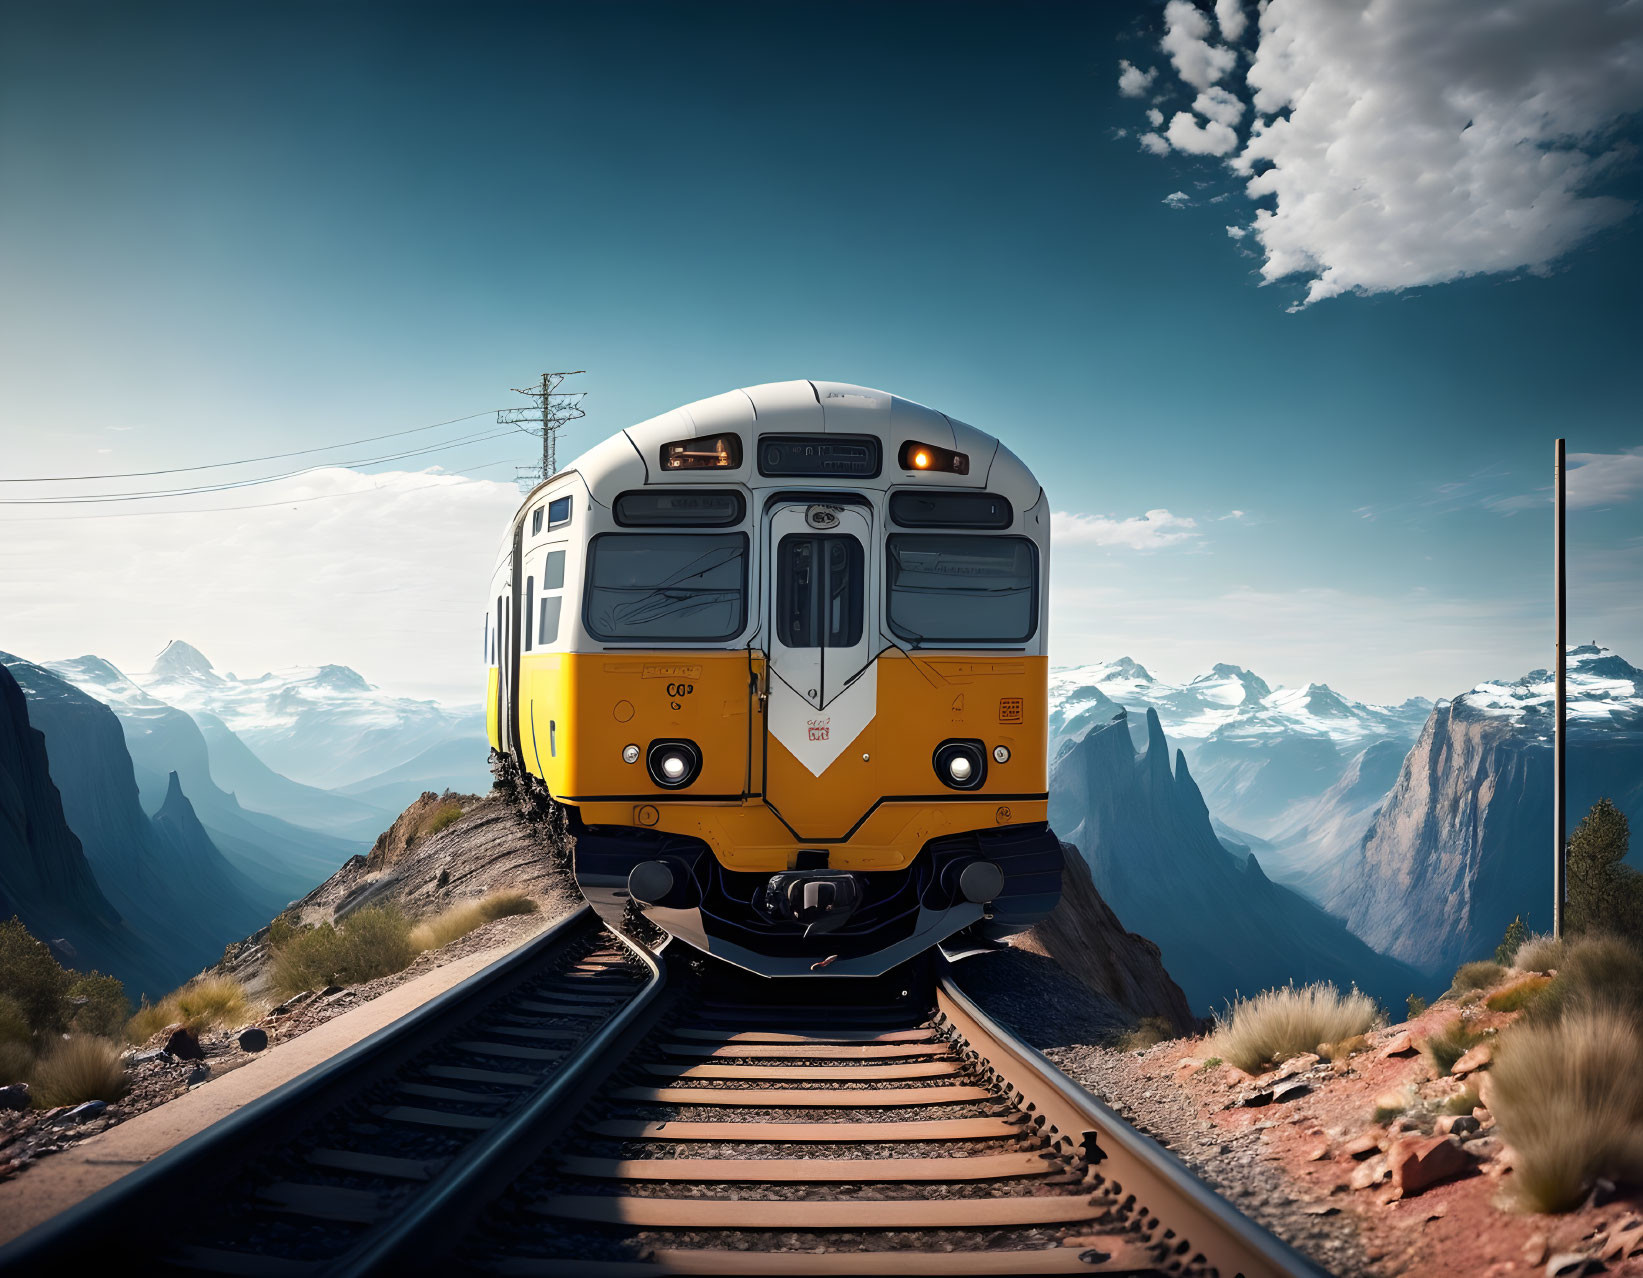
[
  {"xmin": 1147, "ymin": 107, "xmax": 1164, "ymax": 127},
  {"xmin": 1118, "ymin": 59, "xmax": 1158, "ymax": 98},
  {"xmin": 1570, "ymin": 446, "xmax": 1643, "ymax": 509},
  {"xmin": 1226, "ymin": 224, "xmax": 1248, "ymax": 239},
  {"xmin": 1139, "ymin": 132, "xmax": 1171, "ymax": 156},
  {"xmin": 1165, "ymin": 109, "xmax": 1240, "ymax": 156},
  {"xmin": 1125, "ymin": 0, "xmax": 1643, "ymax": 305},
  {"xmin": 1163, "ymin": 190, "xmax": 1193, "ymax": 208},
  {"xmin": 1215, "ymin": 0, "xmax": 1248, "ymax": 43},
  {"xmin": 0, "ymin": 467, "xmax": 521, "ymax": 703},
  {"xmin": 1192, "ymin": 85, "xmax": 1244, "ymax": 128},
  {"xmin": 1160, "ymin": 0, "xmax": 1236, "ymax": 90},
  {"xmin": 1054, "ymin": 508, "xmax": 1200, "ymax": 549}
]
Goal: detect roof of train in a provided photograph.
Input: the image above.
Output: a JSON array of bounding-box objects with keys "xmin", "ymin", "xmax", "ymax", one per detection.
[{"xmin": 514, "ymin": 380, "xmax": 1042, "ymax": 518}]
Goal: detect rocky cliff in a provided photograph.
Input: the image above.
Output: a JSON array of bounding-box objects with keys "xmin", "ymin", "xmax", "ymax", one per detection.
[
  {"xmin": 1050, "ymin": 709, "xmax": 1422, "ymax": 1016},
  {"xmin": 1012, "ymin": 839, "xmax": 1194, "ymax": 1032},
  {"xmin": 0, "ymin": 663, "xmax": 172, "ymax": 994}
]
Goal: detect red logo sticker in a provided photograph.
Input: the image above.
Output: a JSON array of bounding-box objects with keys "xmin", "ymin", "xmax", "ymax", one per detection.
[{"xmin": 807, "ymin": 718, "xmax": 830, "ymax": 741}]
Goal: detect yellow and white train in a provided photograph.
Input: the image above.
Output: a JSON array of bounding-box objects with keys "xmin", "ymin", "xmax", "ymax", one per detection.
[{"xmin": 485, "ymin": 381, "xmax": 1062, "ymax": 976}]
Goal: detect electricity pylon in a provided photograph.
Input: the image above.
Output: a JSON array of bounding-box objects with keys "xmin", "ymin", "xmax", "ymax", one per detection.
[{"xmin": 499, "ymin": 371, "xmax": 586, "ymax": 490}]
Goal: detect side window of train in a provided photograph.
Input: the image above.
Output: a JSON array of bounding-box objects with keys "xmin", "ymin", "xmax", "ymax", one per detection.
[
  {"xmin": 536, "ymin": 550, "xmax": 567, "ymax": 645},
  {"xmin": 548, "ymin": 496, "xmax": 572, "ymax": 528},
  {"xmin": 531, "ymin": 507, "xmax": 544, "ymax": 536},
  {"xmin": 524, "ymin": 575, "xmax": 535, "ymax": 651}
]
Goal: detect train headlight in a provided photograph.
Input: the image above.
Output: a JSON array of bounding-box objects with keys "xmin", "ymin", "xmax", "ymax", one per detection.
[
  {"xmin": 932, "ymin": 740, "xmax": 986, "ymax": 791},
  {"xmin": 622, "ymin": 744, "xmax": 640, "ymax": 764},
  {"xmin": 646, "ymin": 739, "xmax": 702, "ymax": 789}
]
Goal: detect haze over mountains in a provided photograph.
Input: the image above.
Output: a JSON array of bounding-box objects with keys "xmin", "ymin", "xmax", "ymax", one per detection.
[
  {"xmin": 1048, "ymin": 645, "xmax": 1643, "ymax": 988},
  {"xmin": 0, "ymin": 641, "xmax": 491, "ymax": 998}
]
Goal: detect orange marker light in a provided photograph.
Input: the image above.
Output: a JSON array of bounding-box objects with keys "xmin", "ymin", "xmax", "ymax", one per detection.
[{"xmin": 913, "ymin": 451, "xmax": 930, "ymax": 468}]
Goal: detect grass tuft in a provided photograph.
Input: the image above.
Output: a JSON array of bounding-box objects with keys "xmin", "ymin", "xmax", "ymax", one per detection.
[
  {"xmin": 1207, "ymin": 983, "xmax": 1380, "ymax": 1074},
  {"xmin": 408, "ymin": 892, "xmax": 538, "ymax": 953},
  {"xmin": 1487, "ymin": 974, "xmax": 1554, "ymax": 1014},
  {"xmin": 1491, "ymin": 1007, "xmax": 1643, "ymax": 1212},
  {"xmin": 1115, "ymin": 1016, "xmax": 1177, "ymax": 1053},
  {"xmin": 1420, "ymin": 1016, "xmax": 1484, "ymax": 1076},
  {"xmin": 1452, "ymin": 960, "xmax": 1507, "ymax": 992},
  {"xmin": 0, "ymin": 1039, "xmax": 34, "ymax": 1085},
  {"xmin": 126, "ymin": 976, "xmax": 257, "ymax": 1043},
  {"xmin": 1514, "ymin": 933, "xmax": 1566, "ymax": 973},
  {"xmin": 31, "ymin": 1035, "xmax": 129, "ymax": 1107}
]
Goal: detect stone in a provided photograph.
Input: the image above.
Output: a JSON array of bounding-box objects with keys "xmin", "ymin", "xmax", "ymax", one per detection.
[
  {"xmin": 63, "ymin": 1100, "xmax": 107, "ymax": 1123},
  {"xmin": 1598, "ymin": 1215, "xmax": 1643, "ymax": 1262},
  {"xmin": 1342, "ymin": 1133, "xmax": 1382, "ymax": 1160},
  {"xmin": 1584, "ymin": 1176, "xmax": 1618, "ymax": 1208},
  {"xmin": 1462, "ymin": 1135, "xmax": 1503, "ymax": 1161},
  {"xmin": 1435, "ymin": 1114, "xmax": 1480, "ymax": 1136},
  {"xmin": 1387, "ymin": 1134, "xmax": 1473, "ymax": 1196},
  {"xmin": 163, "ymin": 1026, "xmax": 204, "ymax": 1061},
  {"xmin": 127, "ymin": 1049, "xmax": 167, "ymax": 1066},
  {"xmin": 1272, "ymin": 1081, "xmax": 1312, "ymax": 1104},
  {"xmin": 1374, "ymin": 1089, "xmax": 1409, "ymax": 1116},
  {"xmin": 185, "ymin": 1063, "xmax": 211, "ymax": 1087},
  {"xmin": 1450, "ymin": 1042, "xmax": 1494, "ymax": 1076},
  {"xmin": 1522, "ymin": 1234, "xmax": 1549, "ymax": 1267},
  {"xmin": 1545, "ymin": 1254, "xmax": 1603, "ymax": 1278},
  {"xmin": 1238, "ymin": 1089, "xmax": 1276, "ymax": 1108},
  {"xmin": 1300, "ymin": 1203, "xmax": 1340, "ymax": 1216},
  {"xmin": 1476, "ymin": 1072, "xmax": 1496, "ymax": 1110},
  {"xmin": 0, "ymin": 1083, "xmax": 30, "ymax": 1111},
  {"xmin": 1349, "ymin": 1154, "xmax": 1390, "ymax": 1190},
  {"xmin": 1381, "ymin": 1031, "xmax": 1418, "ymax": 1057},
  {"xmin": 1472, "ymin": 1106, "xmax": 1493, "ymax": 1125},
  {"xmin": 237, "ymin": 1027, "xmax": 269, "ymax": 1053}
]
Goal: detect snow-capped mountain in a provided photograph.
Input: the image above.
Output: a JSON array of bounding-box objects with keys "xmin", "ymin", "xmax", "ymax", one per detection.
[
  {"xmin": 1456, "ymin": 643, "xmax": 1643, "ymax": 734},
  {"xmin": 1308, "ymin": 645, "xmax": 1643, "ymax": 975},
  {"xmin": 136, "ymin": 640, "xmax": 485, "ymax": 790},
  {"xmin": 1048, "ymin": 658, "xmax": 1432, "ymax": 834}
]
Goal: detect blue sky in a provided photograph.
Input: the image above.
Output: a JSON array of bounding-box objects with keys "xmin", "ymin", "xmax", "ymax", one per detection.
[{"xmin": 2, "ymin": 1, "xmax": 1639, "ymax": 704}]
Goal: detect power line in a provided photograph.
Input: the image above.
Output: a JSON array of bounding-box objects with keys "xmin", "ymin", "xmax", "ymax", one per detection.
[
  {"xmin": 498, "ymin": 371, "xmax": 586, "ymax": 490},
  {"xmin": 0, "ymin": 428, "xmax": 519, "ymax": 505},
  {"xmin": 0, "ymin": 458, "xmax": 520, "ymax": 522},
  {"xmin": 0, "ymin": 408, "xmax": 514, "ymax": 483}
]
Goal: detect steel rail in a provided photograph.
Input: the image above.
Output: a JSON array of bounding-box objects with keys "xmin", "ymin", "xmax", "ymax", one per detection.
[
  {"xmin": 332, "ymin": 924, "xmax": 669, "ymax": 1275},
  {"xmin": 936, "ymin": 969, "xmax": 1328, "ymax": 1278},
  {"xmin": 0, "ymin": 905, "xmax": 629, "ymax": 1273}
]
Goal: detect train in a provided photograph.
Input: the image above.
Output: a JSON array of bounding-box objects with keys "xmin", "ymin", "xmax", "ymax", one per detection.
[{"xmin": 484, "ymin": 380, "xmax": 1063, "ymax": 977}]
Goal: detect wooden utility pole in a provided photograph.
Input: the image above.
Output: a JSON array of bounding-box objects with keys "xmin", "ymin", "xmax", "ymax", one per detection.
[{"xmin": 1554, "ymin": 437, "xmax": 1567, "ymax": 939}]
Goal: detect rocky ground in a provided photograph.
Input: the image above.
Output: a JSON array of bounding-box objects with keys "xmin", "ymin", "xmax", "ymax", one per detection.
[
  {"xmin": 961, "ymin": 953, "xmax": 1643, "ymax": 1278},
  {"xmin": 0, "ymin": 789, "xmax": 579, "ymax": 1185}
]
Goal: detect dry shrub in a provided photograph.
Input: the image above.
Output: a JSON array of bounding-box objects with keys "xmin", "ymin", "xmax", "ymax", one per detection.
[
  {"xmin": 1318, "ymin": 1033, "xmax": 1370, "ymax": 1062},
  {"xmin": 420, "ymin": 801, "xmax": 464, "ymax": 839},
  {"xmin": 1208, "ymin": 983, "xmax": 1380, "ymax": 1074},
  {"xmin": 31, "ymin": 1035, "xmax": 129, "ymax": 1107},
  {"xmin": 0, "ymin": 1039, "xmax": 34, "ymax": 1085},
  {"xmin": 1452, "ymin": 960, "xmax": 1507, "ymax": 992},
  {"xmin": 1514, "ymin": 933, "xmax": 1566, "ymax": 973},
  {"xmin": 1420, "ymin": 1016, "xmax": 1484, "ymax": 1076},
  {"xmin": 1530, "ymin": 934, "xmax": 1643, "ymax": 1026},
  {"xmin": 1116, "ymin": 1016, "xmax": 1177, "ymax": 1053},
  {"xmin": 1492, "ymin": 1007, "xmax": 1643, "ymax": 1212},
  {"xmin": 126, "ymin": 976, "xmax": 255, "ymax": 1042},
  {"xmin": 409, "ymin": 892, "xmax": 539, "ymax": 953},
  {"xmin": 270, "ymin": 905, "xmax": 417, "ymax": 1000},
  {"xmin": 1487, "ymin": 974, "xmax": 1553, "ymax": 1014}
]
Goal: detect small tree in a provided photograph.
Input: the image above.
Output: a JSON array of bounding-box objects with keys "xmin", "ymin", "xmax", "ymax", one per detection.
[
  {"xmin": 0, "ymin": 917, "xmax": 70, "ymax": 1034},
  {"xmin": 1566, "ymin": 799, "xmax": 1643, "ymax": 937},
  {"xmin": 1496, "ymin": 914, "xmax": 1529, "ymax": 965}
]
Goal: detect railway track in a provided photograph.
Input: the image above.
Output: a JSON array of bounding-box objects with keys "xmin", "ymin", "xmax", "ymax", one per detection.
[{"xmin": 3, "ymin": 922, "xmax": 1321, "ymax": 1278}]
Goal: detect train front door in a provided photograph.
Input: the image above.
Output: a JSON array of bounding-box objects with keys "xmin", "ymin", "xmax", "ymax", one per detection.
[{"xmin": 761, "ymin": 500, "xmax": 878, "ymax": 838}]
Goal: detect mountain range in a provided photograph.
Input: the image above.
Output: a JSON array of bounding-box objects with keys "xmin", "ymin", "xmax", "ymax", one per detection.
[
  {"xmin": 1049, "ymin": 708, "xmax": 1422, "ymax": 1015},
  {"xmin": 0, "ymin": 641, "xmax": 494, "ymax": 999}
]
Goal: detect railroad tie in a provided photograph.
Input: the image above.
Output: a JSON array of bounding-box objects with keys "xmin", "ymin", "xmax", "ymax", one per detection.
[
  {"xmin": 555, "ymin": 1152, "xmax": 1055, "ymax": 1182},
  {"xmin": 585, "ymin": 1116, "xmax": 1027, "ymax": 1142},
  {"xmin": 653, "ymin": 1040, "xmax": 949, "ymax": 1060},
  {"xmin": 488, "ymin": 1243, "xmax": 1161, "ymax": 1275},
  {"xmin": 608, "ymin": 1084, "xmax": 993, "ymax": 1107},
  {"xmin": 530, "ymin": 1194, "xmax": 1108, "ymax": 1229},
  {"xmin": 635, "ymin": 1059, "xmax": 966, "ymax": 1081}
]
